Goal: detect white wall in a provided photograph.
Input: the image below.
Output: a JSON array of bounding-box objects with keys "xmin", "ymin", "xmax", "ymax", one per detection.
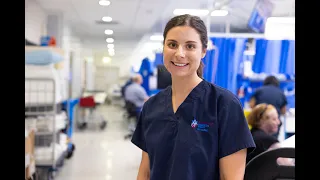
[
  {"xmin": 25, "ymin": 0, "xmax": 47, "ymax": 44},
  {"xmin": 62, "ymin": 24, "xmax": 85, "ymax": 98}
]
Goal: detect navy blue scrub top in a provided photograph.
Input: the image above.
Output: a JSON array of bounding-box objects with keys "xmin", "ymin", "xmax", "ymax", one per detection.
[{"xmin": 131, "ymin": 80, "xmax": 256, "ymax": 180}]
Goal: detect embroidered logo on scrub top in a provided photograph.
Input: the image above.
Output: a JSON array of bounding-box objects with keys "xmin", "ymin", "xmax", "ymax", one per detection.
[
  {"xmin": 191, "ymin": 119, "xmax": 198, "ymax": 128},
  {"xmin": 191, "ymin": 119, "xmax": 212, "ymax": 132}
]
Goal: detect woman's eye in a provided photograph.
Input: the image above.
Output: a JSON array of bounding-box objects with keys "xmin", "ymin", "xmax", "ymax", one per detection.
[
  {"xmin": 168, "ymin": 43, "xmax": 177, "ymax": 48},
  {"xmin": 186, "ymin": 44, "xmax": 195, "ymax": 50}
]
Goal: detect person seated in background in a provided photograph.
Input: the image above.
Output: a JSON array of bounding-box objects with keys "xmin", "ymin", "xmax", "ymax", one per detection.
[
  {"xmin": 249, "ymin": 75, "xmax": 288, "ymax": 138},
  {"xmin": 247, "ymin": 103, "xmax": 294, "ymax": 165},
  {"xmin": 124, "ymin": 74, "xmax": 149, "ymax": 111}
]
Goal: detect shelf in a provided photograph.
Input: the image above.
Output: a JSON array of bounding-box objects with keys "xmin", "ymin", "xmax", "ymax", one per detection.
[{"xmin": 25, "ymin": 46, "xmax": 64, "ymax": 56}]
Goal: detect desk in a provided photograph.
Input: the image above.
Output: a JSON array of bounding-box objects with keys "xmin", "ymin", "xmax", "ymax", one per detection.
[{"xmin": 280, "ymin": 135, "xmax": 295, "ymax": 148}]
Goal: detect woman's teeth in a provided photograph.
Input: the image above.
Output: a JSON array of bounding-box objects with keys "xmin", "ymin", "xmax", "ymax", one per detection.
[{"xmin": 173, "ymin": 62, "xmax": 187, "ymax": 67}]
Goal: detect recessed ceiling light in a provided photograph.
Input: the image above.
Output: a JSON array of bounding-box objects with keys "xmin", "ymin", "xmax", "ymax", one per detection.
[
  {"xmin": 102, "ymin": 57, "xmax": 111, "ymax": 63},
  {"xmin": 173, "ymin": 9, "xmax": 209, "ymax": 17},
  {"xmin": 102, "ymin": 16, "xmax": 112, "ymax": 22},
  {"xmin": 108, "ymin": 48, "xmax": 115, "ymax": 53},
  {"xmin": 107, "ymin": 44, "xmax": 114, "ymax": 49},
  {"xmin": 99, "ymin": 0, "xmax": 111, "ymax": 6},
  {"xmin": 106, "ymin": 38, "xmax": 114, "ymax": 43},
  {"xmin": 104, "ymin": 29, "xmax": 113, "ymax": 35}
]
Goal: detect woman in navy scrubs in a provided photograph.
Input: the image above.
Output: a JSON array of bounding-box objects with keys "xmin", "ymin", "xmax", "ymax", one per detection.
[{"xmin": 131, "ymin": 14, "xmax": 256, "ymax": 180}]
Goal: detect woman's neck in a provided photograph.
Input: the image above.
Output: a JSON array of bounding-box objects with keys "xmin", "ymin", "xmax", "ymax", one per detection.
[{"xmin": 171, "ymin": 73, "xmax": 203, "ymax": 97}]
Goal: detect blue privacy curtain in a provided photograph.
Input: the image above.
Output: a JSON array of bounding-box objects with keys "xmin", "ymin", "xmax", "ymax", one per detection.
[
  {"xmin": 253, "ymin": 39, "xmax": 295, "ymax": 75},
  {"xmin": 279, "ymin": 40, "xmax": 295, "ymax": 74},
  {"xmin": 206, "ymin": 37, "xmax": 247, "ymax": 94},
  {"xmin": 203, "ymin": 46, "xmax": 215, "ymax": 83},
  {"xmin": 252, "ymin": 39, "xmax": 268, "ymax": 73}
]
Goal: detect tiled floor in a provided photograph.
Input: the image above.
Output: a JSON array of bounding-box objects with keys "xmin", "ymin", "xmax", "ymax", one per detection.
[{"xmin": 55, "ymin": 105, "xmax": 141, "ymax": 180}]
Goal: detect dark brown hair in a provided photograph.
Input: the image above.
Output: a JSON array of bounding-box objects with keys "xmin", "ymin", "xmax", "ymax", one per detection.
[
  {"xmin": 163, "ymin": 14, "xmax": 207, "ymax": 78},
  {"xmin": 247, "ymin": 104, "xmax": 275, "ymax": 128},
  {"xmin": 264, "ymin": 75, "xmax": 280, "ymax": 87}
]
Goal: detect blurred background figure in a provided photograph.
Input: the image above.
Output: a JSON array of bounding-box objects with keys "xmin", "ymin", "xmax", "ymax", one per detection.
[
  {"xmin": 124, "ymin": 73, "xmax": 149, "ymax": 110},
  {"xmin": 247, "ymin": 103, "xmax": 294, "ymax": 166},
  {"xmin": 249, "ymin": 75, "xmax": 288, "ymax": 138}
]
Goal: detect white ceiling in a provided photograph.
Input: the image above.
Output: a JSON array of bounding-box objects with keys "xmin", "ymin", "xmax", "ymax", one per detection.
[{"xmin": 36, "ymin": 0, "xmax": 294, "ymax": 63}]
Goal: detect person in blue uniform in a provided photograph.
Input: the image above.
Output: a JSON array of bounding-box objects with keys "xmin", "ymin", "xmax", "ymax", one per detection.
[{"xmin": 131, "ymin": 14, "xmax": 256, "ymax": 180}]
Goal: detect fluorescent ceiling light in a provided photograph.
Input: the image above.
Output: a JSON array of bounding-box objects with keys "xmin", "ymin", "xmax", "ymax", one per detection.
[
  {"xmin": 107, "ymin": 44, "xmax": 114, "ymax": 49},
  {"xmin": 106, "ymin": 38, "xmax": 114, "ymax": 43},
  {"xmin": 104, "ymin": 29, "xmax": 113, "ymax": 35},
  {"xmin": 99, "ymin": 0, "xmax": 111, "ymax": 6},
  {"xmin": 102, "ymin": 57, "xmax": 111, "ymax": 63},
  {"xmin": 150, "ymin": 35, "xmax": 164, "ymax": 41},
  {"xmin": 108, "ymin": 48, "xmax": 115, "ymax": 53},
  {"xmin": 211, "ymin": 10, "xmax": 228, "ymax": 16},
  {"xmin": 102, "ymin": 16, "xmax": 112, "ymax": 22},
  {"xmin": 173, "ymin": 9, "xmax": 209, "ymax": 16}
]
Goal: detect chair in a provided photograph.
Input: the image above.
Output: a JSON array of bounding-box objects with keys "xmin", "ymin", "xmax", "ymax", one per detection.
[
  {"xmin": 245, "ymin": 147, "xmax": 295, "ymax": 180},
  {"xmin": 124, "ymin": 100, "xmax": 139, "ymax": 140}
]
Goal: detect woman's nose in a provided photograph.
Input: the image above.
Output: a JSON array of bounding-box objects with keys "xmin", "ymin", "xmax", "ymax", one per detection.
[{"xmin": 175, "ymin": 46, "xmax": 185, "ymax": 58}]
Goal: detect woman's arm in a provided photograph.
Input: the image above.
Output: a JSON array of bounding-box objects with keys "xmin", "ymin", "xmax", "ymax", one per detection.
[
  {"xmin": 219, "ymin": 149, "xmax": 247, "ymax": 180},
  {"xmin": 137, "ymin": 151, "xmax": 150, "ymax": 180}
]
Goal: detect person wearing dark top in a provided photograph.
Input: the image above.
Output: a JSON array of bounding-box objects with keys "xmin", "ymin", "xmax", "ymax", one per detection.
[
  {"xmin": 246, "ymin": 104, "xmax": 294, "ymax": 165},
  {"xmin": 131, "ymin": 14, "xmax": 255, "ymax": 180},
  {"xmin": 249, "ymin": 75, "xmax": 288, "ymax": 138}
]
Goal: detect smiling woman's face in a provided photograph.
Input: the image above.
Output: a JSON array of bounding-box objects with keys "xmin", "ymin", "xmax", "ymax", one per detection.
[{"xmin": 163, "ymin": 26, "xmax": 206, "ymax": 78}]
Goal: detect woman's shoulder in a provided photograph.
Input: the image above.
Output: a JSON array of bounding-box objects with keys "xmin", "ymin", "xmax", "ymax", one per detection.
[{"xmin": 204, "ymin": 81, "xmax": 241, "ymax": 107}]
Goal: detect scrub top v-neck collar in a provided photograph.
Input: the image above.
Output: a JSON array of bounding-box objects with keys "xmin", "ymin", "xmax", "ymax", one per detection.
[{"xmin": 165, "ymin": 80, "xmax": 207, "ymax": 119}]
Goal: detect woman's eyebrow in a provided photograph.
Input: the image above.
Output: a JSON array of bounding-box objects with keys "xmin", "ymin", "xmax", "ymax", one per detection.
[
  {"xmin": 166, "ymin": 39, "xmax": 177, "ymax": 42},
  {"xmin": 185, "ymin": 41, "xmax": 197, "ymax": 44},
  {"xmin": 166, "ymin": 39, "xmax": 197, "ymax": 44}
]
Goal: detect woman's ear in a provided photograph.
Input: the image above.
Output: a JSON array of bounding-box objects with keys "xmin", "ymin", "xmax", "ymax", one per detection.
[{"xmin": 202, "ymin": 49, "xmax": 207, "ymax": 59}]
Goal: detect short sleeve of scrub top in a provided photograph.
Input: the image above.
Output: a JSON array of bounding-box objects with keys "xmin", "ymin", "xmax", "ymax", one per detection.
[{"xmin": 131, "ymin": 80, "xmax": 256, "ymax": 180}]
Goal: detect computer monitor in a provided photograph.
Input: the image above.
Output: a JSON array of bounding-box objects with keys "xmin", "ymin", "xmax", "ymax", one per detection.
[{"xmin": 157, "ymin": 65, "xmax": 172, "ymax": 89}]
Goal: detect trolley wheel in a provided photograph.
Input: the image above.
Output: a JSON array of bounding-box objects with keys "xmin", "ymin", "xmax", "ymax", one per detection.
[
  {"xmin": 78, "ymin": 122, "xmax": 87, "ymax": 130},
  {"xmin": 47, "ymin": 170, "xmax": 54, "ymax": 180},
  {"xmin": 66, "ymin": 143, "xmax": 76, "ymax": 159},
  {"xmin": 100, "ymin": 121, "xmax": 107, "ymax": 130}
]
